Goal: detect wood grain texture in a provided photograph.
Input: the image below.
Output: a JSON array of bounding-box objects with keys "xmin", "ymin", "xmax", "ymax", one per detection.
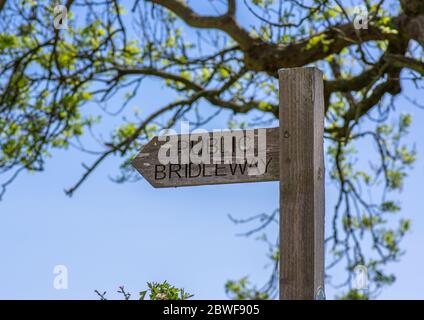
[
  {"xmin": 132, "ymin": 128, "xmax": 279, "ymax": 188},
  {"xmin": 278, "ymin": 67, "xmax": 325, "ymax": 300}
]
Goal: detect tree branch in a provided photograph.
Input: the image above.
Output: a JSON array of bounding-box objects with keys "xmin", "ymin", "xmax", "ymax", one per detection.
[
  {"xmin": 148, "ymin": 0, "xmax": 424, "ymax": 76},
  {"xmin": 147, "ymin": 0, "xmax": 256, "ymax": 50},
  {"xmin": 383, "ymin": 54, "xmax": 424, "ymax": 75},
  {"xmin": 0, "ymin": 0, "xmax": 6, "ymax": 13}
]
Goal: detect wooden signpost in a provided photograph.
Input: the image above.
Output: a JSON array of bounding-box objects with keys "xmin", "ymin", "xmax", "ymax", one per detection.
[
  {"xmin": 278, "ymin": 68, "xmax": 325, "ymax": 300},
  {"xmin": 132, "ymin": 67, "xmax": 325, "ymax": 300}
]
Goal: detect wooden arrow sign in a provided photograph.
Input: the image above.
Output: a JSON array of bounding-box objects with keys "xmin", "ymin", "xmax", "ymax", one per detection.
[{"xmin": 132, "ymin": 128, "xmax": 279, "ymax": 188}]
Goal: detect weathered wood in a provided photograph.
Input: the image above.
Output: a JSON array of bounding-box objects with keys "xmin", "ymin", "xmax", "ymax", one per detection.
[
  {"xmin": 279, "ymin": 67, "xmax": 325, "ymax": 300},
  {"xmin": 132, "ymin": 128, "xmax": 279, "ymax": 188}
]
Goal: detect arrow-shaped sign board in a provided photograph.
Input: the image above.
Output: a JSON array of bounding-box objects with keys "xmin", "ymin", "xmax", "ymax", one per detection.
[{"xmin": 132, "ymin": 128, "xmax": 279, "ymax": 188}]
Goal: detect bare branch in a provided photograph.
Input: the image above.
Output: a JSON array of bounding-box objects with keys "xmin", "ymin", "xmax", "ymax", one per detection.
[
  {"xmin": 384, "ymin": 54, "xmax": 424, "ymax": 75},
  {"xmin": 147, "ymin": 0, "xmax": 256, "ymax": 49}
]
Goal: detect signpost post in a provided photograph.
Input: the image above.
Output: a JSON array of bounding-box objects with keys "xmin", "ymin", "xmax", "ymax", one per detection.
[
  {"xmin": 132, "ymin": 67, "xmax": 325, "ymax": 300},
  {"xmin": 278, "ymin": 68, "xmax": 325, "ymax": 300}
]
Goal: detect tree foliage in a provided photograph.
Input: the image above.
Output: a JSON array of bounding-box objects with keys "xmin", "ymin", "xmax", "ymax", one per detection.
[
  {"xmin": 0, "ymin": 0, "xmax": 423, "ymax": 298},
  {"xmin": 95, "ymin": 281, "xmax": 193, "ymax": 300}
]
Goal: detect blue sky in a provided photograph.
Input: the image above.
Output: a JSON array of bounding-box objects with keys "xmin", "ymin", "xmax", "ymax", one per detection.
[
  {"xmin": 0, "ymin": 1, "xmax": 423, "ymax": 300},
  {"xmin": 1, "ymin": 80, "xmax": 423, "ymax": 300}
]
